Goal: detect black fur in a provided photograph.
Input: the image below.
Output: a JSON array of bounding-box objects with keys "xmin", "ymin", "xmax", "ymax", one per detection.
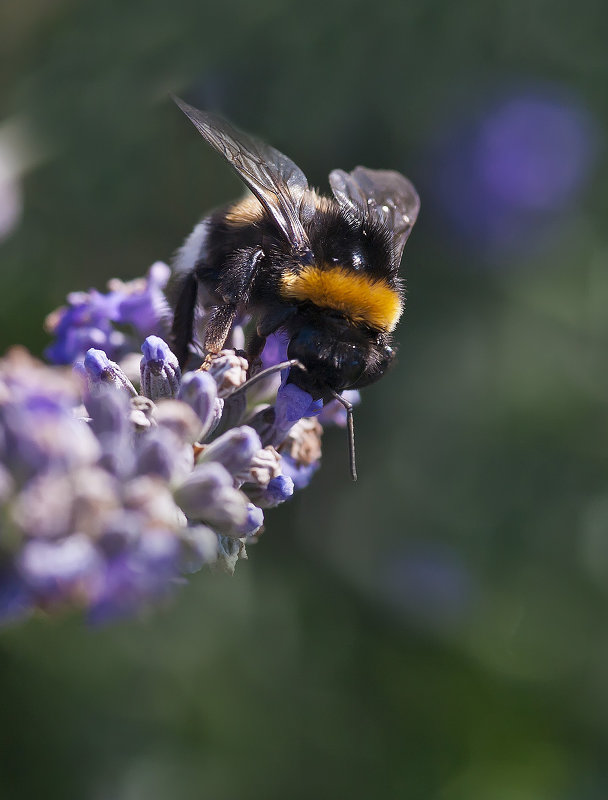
[{"xmin": 171, "ymin": 271, "xmax": 199, "ymax": 368}]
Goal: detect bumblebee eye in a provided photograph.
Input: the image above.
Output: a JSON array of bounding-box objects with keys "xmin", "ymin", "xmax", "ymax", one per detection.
[{"xmin": 339, "ymin": 345, "xmax": 366, "ymax": 388}]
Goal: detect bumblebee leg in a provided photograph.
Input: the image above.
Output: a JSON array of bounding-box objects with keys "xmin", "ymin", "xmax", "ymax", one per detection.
[
  {"xmin": 203, "ymin": 303, "xmax": 238, "ymax": 354},
  {"xmin": 199, "ymin": 246, "xmax": 266, "ymax": 368},
  {"xmin": 171, "ymin": 270, "xmax": 199, "ymax": 370},
  {"xmin": 214, "ymin": 247, "xmax": 264, "ymax": 304},
  {"xmin": 246, "ymin": 331, "xmax": 266, "ymax": 376},
  {"xmin": 246, "ymin": 306, "xmax": 297, "ymax": 376}
]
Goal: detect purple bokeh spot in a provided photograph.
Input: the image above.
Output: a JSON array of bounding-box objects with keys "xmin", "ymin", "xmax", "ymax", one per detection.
[
  {"xmin": 427, "ymin": 84, "xmax": 599, "ymax": 254},
  {"xmin": 383, "ymin": 543, "xmax": 473, "ymax": 629},
  {"xmin": 0, "ymin": 566, "xmax": 32, "ymax": 625},
  {"xmin": 477, "ymin": 96, "xmax": 596, "ymax": 211}
]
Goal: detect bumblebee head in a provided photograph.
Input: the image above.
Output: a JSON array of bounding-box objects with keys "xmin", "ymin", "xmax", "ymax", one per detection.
[{"xmin": 286, "ymin": 320, "xmax": 395, "ymax": 399}]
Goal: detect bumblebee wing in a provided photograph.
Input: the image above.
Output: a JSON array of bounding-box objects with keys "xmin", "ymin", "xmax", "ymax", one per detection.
[
  {"xmin": 173, "ymin": 96, "xmax": 312, "ymax": 252},
  {"xmin": 329, "ymin": 166, "xmax": 420, "ymax": 267}
]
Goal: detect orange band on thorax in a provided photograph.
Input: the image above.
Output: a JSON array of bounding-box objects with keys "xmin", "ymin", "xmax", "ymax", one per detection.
[{"xmin": 280, "ymin": 265, "xmax": 402, "ymax": 332}]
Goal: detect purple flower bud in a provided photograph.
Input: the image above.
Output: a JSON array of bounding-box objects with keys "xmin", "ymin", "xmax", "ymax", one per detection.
[
  {"xmin": 266, "ymin": 474, "xmax": 294, "ymax": 504},
  {"xmin": 1, "ymin": 347, "xmax": 80, "ymax": 407},
  {"xmin": 237, "ymin": 503, "xmax": 264, "ymax": 538},
  {"xmin": 270, "ymin": 381, "xmax": 323, "ymax": 449},
  {"xmin": 154, "ymin": 399, "xmax": 204, "ymax": 444},
  {"xmin": 1, "ymin": 400, "xmax": 100, "ymax": 482},
  {"xmin": 85, "ymin": 391, "xmax": 135, "ymax": 478},
  {"xmin": 197, "ymin": 426, "xmax": 262, "ymax": 484},
  {"xmin": 123, "ymin": 477, "xmax": 185, "ymax": 530},
  {"xmin": 97, "ymin": 510, "xmax": 142, "ymax": 556},
  {"xmin": 246, "ymin": 474, "xmax": 294, "ymax": 508},
  {"xmin": 261, "ymin": 332, "xmax": 288, "ymax": 369},
  {"xmin": 69, "ymin": 467, "xmax": 122, "ymax": 537},
  {"xmin": 178, "ymin": 371, "xmax": 221, "ymax": 439},
  {"xmin": 278, "ymin": 417, "xmax": 322, "ymax": 469},
  {"xmin": 137, "ymin": 529, "xmax": 181, "ymax": 570},
  {"xmin": 11, "ymin": 472, "xmax": 75, "ymax": 538},
  {"xmin": 45, "ymin": 265, "xmax": 172, "ymax": 369},
  {"xmin": 173, "ymin": 462, "xmax": 249, "ymax": 535},
  {"xmin": 249, "ymin": 445, "xmax": 282, "ymax": 487},
  {"xmin": 129, "ymin": 396, "xmax": 156, "ymax": 431},
  {"xmin": 85, "ymin": 385, "xmax": 131, "ymax": 437},
  {"xmin": 18, "ymin": 534, "xmax": 102, "ymax": 602},
  {"xmin": 140, "ymin": 336, "xmax": 181, "ymax": 401},
  {"xmin": 135, "ymin": 427, "xmax": 193, "ymax": 483},
  {"xmin": 83, "ymin": 348, "xmax": 137, "ymax": 396},
  {"xmin": 206, "ymin": 351, "xmax": 248, "ymax": 398}
]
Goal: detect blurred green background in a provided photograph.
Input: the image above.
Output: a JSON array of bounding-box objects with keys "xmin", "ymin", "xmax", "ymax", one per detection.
[{"xmin": 2, "ymin": 0, "xmax": 608, "ymax": 797}]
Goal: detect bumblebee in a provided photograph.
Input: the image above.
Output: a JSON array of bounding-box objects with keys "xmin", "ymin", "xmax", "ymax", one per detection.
[{"xmin": 171, "ymin": 97, "xmax": 419, "ymax": 479}]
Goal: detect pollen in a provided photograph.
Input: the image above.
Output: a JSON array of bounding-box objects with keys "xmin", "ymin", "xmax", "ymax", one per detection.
[{"xmin": 280, "ymin": 266, "xmax": 403, "ymax": 332}]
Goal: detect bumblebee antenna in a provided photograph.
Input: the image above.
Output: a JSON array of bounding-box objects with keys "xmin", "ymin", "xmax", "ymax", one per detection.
[
  {"xmin": 230, "ymin": 359, "xmax": 306, "ymax": 398},
  {"xmin": 329, "ymin": 390, "xmax": 357, "ymax": 482}
]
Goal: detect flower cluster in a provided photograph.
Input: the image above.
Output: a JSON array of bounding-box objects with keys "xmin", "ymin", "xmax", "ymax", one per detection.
[
  {"xmin": 44, "ymin": 262, "xmax": 172, "ymax": 364},
  {"xmin": 0, "ymin": 264, "xmax": 358, "ymax": 624}
]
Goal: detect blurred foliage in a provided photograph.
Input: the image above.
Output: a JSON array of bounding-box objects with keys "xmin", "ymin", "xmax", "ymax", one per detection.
[{"xmin": 2, "ymin": 0, "xmax": 608, "ymax": 797}]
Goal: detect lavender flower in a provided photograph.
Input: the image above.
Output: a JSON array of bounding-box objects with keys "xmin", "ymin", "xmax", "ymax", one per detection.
[
  {"xmin": 173, "ymin": 462, "xmax": 249, "ymax": 536},
  {"xmin": 18, "ymin": 535, "xmax": 102, "ymax": 604},
  {"xmin": 2, "ymin": 259, "xmax": 365, "ymax": 623},
  {"xmin": 108, "ymin": 261, "xmax": 171, "ymax": 336},
  {"xmin": 140, "ymin": 335, "xmax": 181, "ymax": 400},
  {"xmin": 245, "ymin": 474, "xmax": 295, "ymax": 508},
  {"xmin": 81, "ymin": 348, "xmax": 137, "ymax": 397},
  {"xmin": 178, "ymin": 370, "xmax": 222, "ymax": 438},
  {"xmin": 45, "ymin": 262, "xmax": 171, "ymax": 364},
  {"xmin": 45, "ymin": 290, "xmax": 125, "ymax": 365},
  {"xmin": 206, "ymin": 350, "xmax": 248, "ymax": 398},
  {"xmin": 196, "ymin": 426, "xmax": 263, "ymax": 485},
  {"xmin": 238, "ymin": 503, "xmax": 265, "ymax": 539}
]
